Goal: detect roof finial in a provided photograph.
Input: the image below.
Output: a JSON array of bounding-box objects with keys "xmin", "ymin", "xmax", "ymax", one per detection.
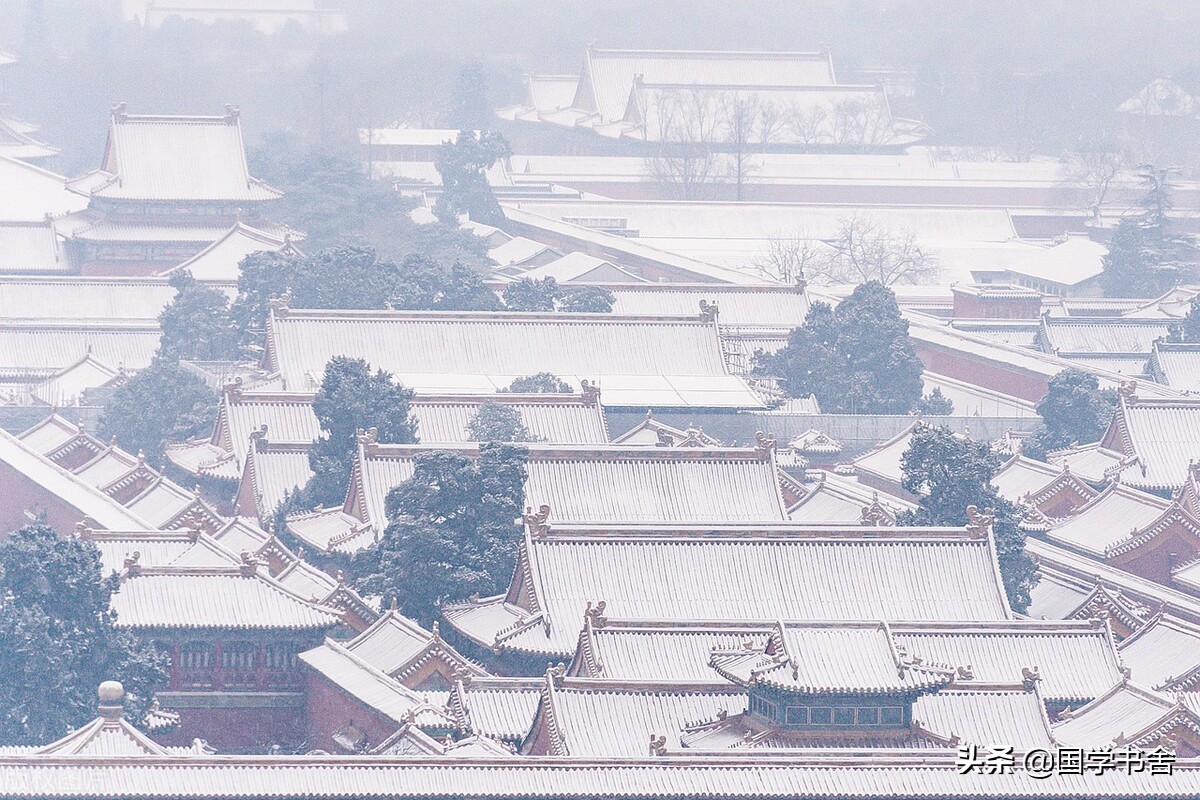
[
  {"xmin": 698, "ymin": 299, "xmax": 719, "ymax": 322},
  {"xmin": 965, "ymin": 505, "xmax": 994, "ymax": 538},
  {"xmin": 98, "ymin": 681, "xmax": 124, "ymax": 720},
  {"xmin": 584, "ymin": 600, "xmax": 608, "ymax": 628},
  {"xmin": 753, "ymin": 431, "xmax": 776, "ymax": 458},
  {"xmin": 522, "ymin": 504, "xmax": 552, "ymax": 537},
  {"xmin": 239, "ymin": 551, "xmax": 260, "ymax": 577},
  {"xmin": 580, "ymin": 379, "xmax": 601, "ymax": 408}
]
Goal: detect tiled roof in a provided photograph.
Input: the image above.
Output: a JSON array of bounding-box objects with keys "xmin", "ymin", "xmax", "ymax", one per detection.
[
  {"xmin": 0, "ymin": 156, "xmax": 88, "ymax": 222},
  {"xmin": 1046, "ymin": 443, "xmax": 1129, "ymax": 485},
  {"xmin": 577, "ymin": 48, "xmax": 837, "ymax": 122},
  {"xmin": 606, "ymin": 284, "xmax": 809, "ymax": 328},
  {"xmin": 79, "ymin": 528, "xmax": 208, "ymax": 573},
  {"xmin": 0, "ymin": 275, "xmax": 214, "ymax": 320},
  {"xmin": 891, "ymin": 620, "xmax": 1123, "ymax": 705},
  {"xmin": 31, "ymin": 353, "xmax": 125, "ymax": 408},
  {"xmin": 850, "ymin": 418, "xmax": 921, "ymax": 487},
  {"xmin": 273, "ymin": 556, "xmax": 338, "ymax": 603},
  {"xmin": 308, "ymin": 444, "xmax": 791, "ymax": 554},
  {"xmin": 239, "ymin": 440, "xmax": 312, "ymax": 523},
  {"xmin": 0, "ymin": 425, "xmax": 153, "ymax": 530},
  {"xmin": 6, "ymin": 755, "xmax": 1200, "ymax": 797},
  {"xmin": 73, "ymin": 109, "xmax": 281, "ymax": 202},
  {"xmin": 1149, "ymin": 342, "xmax": 1200, "ymax": 392},
  {"xmin": 2, "ymin": 754, "xmax": 1200, "ymax": 797},
  {"xmin": 991, "ymin": 456, "xmax": 1066, "ymax": 504},
  {"xmin": 36, "ymin": 711, "xmax": 169, "ymax": 757},
  {"xmin": 451, "ymin": 677, "xmax": 544, "ymax": 741},
  {"xmin": 1103, "ymin": 397, "xmax": 1200, "ymax": 491},
  {"xmin": 0, "ymin": 221, "xmax": 68, "ymax": 273},
  {"xmin": 411, "ymin": 394, "xmax": 610, "ymax": 444},
  {"xmin": 710, "ymin": 622, "xmax": 952, "ymax": 695},
  {"xmin": 264, "ymin": 309, "xmax": 762, "ymax": 408},
  {"xmin": 159, "ymin": 223, "xmax": 295, "ymax": 282},
  {"xmin": 344, "ymin": 610, "xmax": 485, "ymax": 682},
  {"xmin": 1041, "ymin": 482, "xmax": 1173, "ymax": 555},
  {"xmin": 0, "ymin": 117, "xmax": 58, "ymax": 161},
  {"xmin": 299, "ymin": 639, "xmax": 454, "ymax": 729},
  {"xmin": 1051, "ymin": 681, "xmax": 1193, "ymax": 749},
  {"xmin": 0, "ymin": 319, "xmax": 159, "ymax": 377},
  {"xmin": 513, "ymin": 252, "xmax": 645, "ymax": 283},
  {"xmin": 921, "ymin": 372, "xmax": 1039, "ymax": 419},
  {"xmin": 572, "ymin": 620, "xmax": 773, "ymax": 682},
  {"xmin": 111, "ymin": 565, "xmax": 341, "ymax": 630},
  {"xmin": 1118, "ymin": 614, "xmax": 1200, "ymax": 691},
  {"xmin": 787, "ymin": 471, "xmax": 913, "ymax": 525},
  {"xmin": 1005, "ymin": 237, "xmax": 1106, "ymax": 287},
  {"xmin": 445, "ymin": 524, "xmax": 1012, "ymax": 657},
  {"xmin": 521, "ymin": 446, "xmax": 790, "ymax": 524},
  {"xmin": 1026, "ymin": 537, "xmax": 1200, "ymax": 628},
  {"xmin": 530, "ymin": 676, "xmax": 748, "ymax": 757},
  {"xmin": 911, "ymin": 687, "xmax": 1055, "ymax": 751}
]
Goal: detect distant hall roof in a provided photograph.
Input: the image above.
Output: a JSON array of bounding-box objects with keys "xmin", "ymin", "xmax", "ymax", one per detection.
[{"xmin": 69, "ymin": 106, "xmax": 282, "ymax": 203}]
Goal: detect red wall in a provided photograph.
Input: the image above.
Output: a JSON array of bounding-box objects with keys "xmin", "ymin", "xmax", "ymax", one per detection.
[
  {"xmin": 0, "ymin": 461, "xmax": 94, "ymax": 534},
  {"xmin": 156, "ymin": 703, "xmax": 305, "ymax": 753},
  {"xmin": 915, "ymin": 343, "xmax": 1049, "ymax": 403},
  {"xmin": 303, "ymin": 667, "xmax": 403, "ymax": 753}
]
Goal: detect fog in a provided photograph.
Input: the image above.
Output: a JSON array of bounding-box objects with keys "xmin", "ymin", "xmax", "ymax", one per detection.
[{"xmin": 3, "ymin": 1, "xmax": 1200, "ymax": 173}]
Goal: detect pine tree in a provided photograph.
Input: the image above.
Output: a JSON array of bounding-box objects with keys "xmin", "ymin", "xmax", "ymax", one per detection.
[
  {"xmin": 0, "ymin": 526, "xmax": 169, "ymax": 745},
  {"xmin": 757, "ymin": 282, "xmax": 923, "ymax": 414},
  {"xmin": 898, "ymin": 425, "xmax": 1038, "ymax": 613},
  {"xmin": 466, "ymin": 402, "xmax": 536, "ymax": 443},
  {"xmin": 351, "ymin": 444, "xmax": 527, "ymax": 625},
  {"xmin": 433, "ymin": 130, "xmax": 511, "ymax": 226},
  {"xmin": 303, "ymin": 357, "xmax": 419, "ymax": 507},
  {"xmin": 1022, "ymin": 369, "xmax": 1117, "ymax": 460}
]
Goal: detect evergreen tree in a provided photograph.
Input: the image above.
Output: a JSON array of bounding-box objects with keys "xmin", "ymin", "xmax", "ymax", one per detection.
[
  {"xmin": 232, "ymin": 251, "xmax": 297, "ymax": 351},
  {"xmin": 1099, "ymin": 166, "xmax": 1195, "ymax": 297},
  {"xmin": 1022, "ymin": 369, "xmax": 1117, "ymax": 460},
  {"xmin": 502, "ymin": 278, "xmax": 615, "ymax": 313},
  {"xmin": 351, "ymin": 444, "xmax": 527, "ymax": 626},
  {"xmin": 390, "ymin": 258, "xmax": 501, "ymax": 312},
  {"xmin": 898, "ymin": 425, "xmax": 1038, "ymax": 613},
  {"xmin": 433, "ymin": 130, "xmax": 511, "ymax": 226},
  {"xmin": 558, "ymin": 285, "xmax": 615, "ymax": 313},
  {"xmin": 157, "ymin": 271, "xmax": 239, "ymax": 362},
  {"xmin": 247, "ymin": 139, "xmax": 490, "ymax": 268},
  {"xmin": 757, "ymin": 282, "xmax": 924, "ymax": 414},
  {"xmin": 98, "ymin": 358, "xmax": 218, "ymax": 464},
  {"xmin": 918, "ymin": 387, "xmax": 955, "ymax": 415},
  {"xmin": 466, "ymin": 401, "xmax": 536, "ymax": 443},
  {"xmin": 501, "ymin": 373, "xmax": 574, "ymax": 393},
  {"xmin": 503, "ymin": 278, "xmax": 559, "ymax": 312},
  {"xmin": 1099, "ymin": 217, "xmax": 1181, "ymax": 297},
  {"xmin": 232, "ymin": 248, "xmax": 500, "ymax": 348},
  {"xmin": 0, "ymin": 525, "xmax": 169, "ymax": 745},
  {"xmin": 445, "ymin": 61, "xmax": 492, "ymax": 130},
  {"xmin": 304, "ymin": 358, "xmax": 419, "ymax": 507},
  {"xmin": 1167, "ymin": 295, "xmax": 1200, "ymax": 343}
]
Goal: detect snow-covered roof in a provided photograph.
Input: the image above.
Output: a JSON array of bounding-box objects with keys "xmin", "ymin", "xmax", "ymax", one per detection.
[
  {"xmin": 159, "ymin": 222, "xmax": 296, "ymax": 281},
  {"xmin": 1005, "ymin": 237, "xmax": 1106, "ymax": 287},
  {"xmin": 68, "ymin": 107, "xmax": 282, "ymax": 203},
  {"xmin": 0, "ymin": 157, "xmax": 87, "ymax": 222},
  {"xmin": 265, "ymin": 308, "xmax": 764, "ymax": 408},
  {"xmin": 445, "ymin": 522, "xmax": 1011, "ymax": 658}
]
